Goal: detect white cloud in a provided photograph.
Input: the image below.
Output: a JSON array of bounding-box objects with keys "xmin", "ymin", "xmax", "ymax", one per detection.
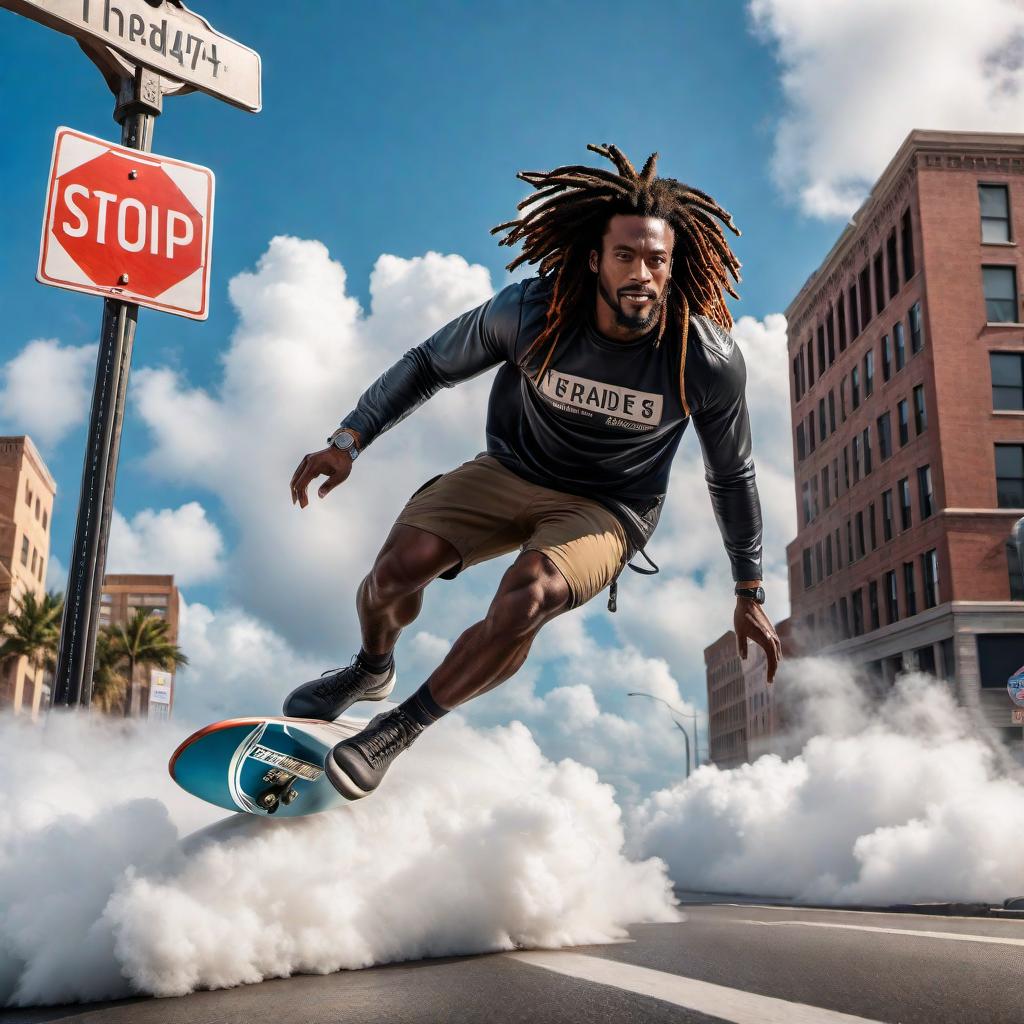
[
  {"xmin": 629, "ymin": 659, "xmax": 1024, "ymax": 905},
  {"xmin": 107, "ymin": 502, "xmax": 225, "ymax": 586},
  {"xmin": 0, "ymin": 338, "xmax": 94, "ymax": 448},
  {"xmin": 44, "ymin": 553, "xmax": 67, "ymax": 593},
  {"xmin": 748, "ymin": 0, "xmax": 1024, "ymax": 217},
  {"xmin": 0, "ymin": 711, "xmax": 678, "ymax": 1006}
]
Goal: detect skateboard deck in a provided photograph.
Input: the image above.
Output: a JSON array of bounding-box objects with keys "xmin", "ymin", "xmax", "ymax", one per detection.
[{"xmin": 169, "ymin": 715, "xmax": 368, "ymax": 817}]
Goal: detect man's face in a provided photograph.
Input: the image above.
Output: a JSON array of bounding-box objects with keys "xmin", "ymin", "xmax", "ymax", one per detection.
[{"xmin": 589, "ymin": 214, "xmax": 675, "ymax": 333}]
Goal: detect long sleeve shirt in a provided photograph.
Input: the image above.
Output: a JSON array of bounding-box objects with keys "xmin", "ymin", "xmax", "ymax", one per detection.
[{"xmin": 339, "ymin": 275, "xmax": 763, "ymax": 583}]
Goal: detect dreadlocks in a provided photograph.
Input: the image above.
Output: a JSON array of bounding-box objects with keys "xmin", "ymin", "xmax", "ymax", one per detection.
[{"xmin": 490, "ymin": 143, "xmax": 741, "ymax": 418}]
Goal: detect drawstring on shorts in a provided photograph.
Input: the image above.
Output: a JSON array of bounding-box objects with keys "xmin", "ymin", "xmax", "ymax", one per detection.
[{"xmin": 607, "ymin": 547, "xmax": 660, "ymax": 613}]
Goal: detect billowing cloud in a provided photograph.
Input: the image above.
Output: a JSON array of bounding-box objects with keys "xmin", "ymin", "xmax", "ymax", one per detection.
[
  {"xmin": 107, "ymin": 502, "xmax": 225, "ymax": 586},
  {"xmin": 749, "ymin": 0, "xmax": 1024, "ymax": 217},
  {"xmin": 0, "ymin": 338, "xmax": 94, "ymax": 448}
]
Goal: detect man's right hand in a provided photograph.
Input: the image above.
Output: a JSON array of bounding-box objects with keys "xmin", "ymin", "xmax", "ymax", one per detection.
[{"xmin": 290, "ymin": 445, "xmax": 353, "ymax": 508}]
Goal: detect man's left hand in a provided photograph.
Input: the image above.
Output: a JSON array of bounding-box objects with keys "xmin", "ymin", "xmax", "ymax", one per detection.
[{"xmin": 734, "ymin": 598, "xmax": 782, "ymax": 684}]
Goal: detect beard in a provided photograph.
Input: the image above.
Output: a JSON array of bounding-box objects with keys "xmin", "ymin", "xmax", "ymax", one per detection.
[{"xmin": 597, "ymin": 276, "xmax": 667, "ymax": 332}]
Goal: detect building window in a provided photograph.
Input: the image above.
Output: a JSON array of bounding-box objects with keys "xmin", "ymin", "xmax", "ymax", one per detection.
[
  {"xmin": 983, "ymin": 265, "xmax": 1018, "ymax": 323},
  {"xmin": 922, "ymin": 548, "xmax": 939, "ymax": 608},
  {"xmin": 851, "ymin": 366, "xmax": 860, "ymax": 409},
  {"xmin": 913, "ymin": 384, "xmax": 927, "ymax": 434},
  {"xmin": 808, "ymin": 411, "xmax": 816, "ymax": 452},
  {"xmin": 878, "ymin": 411, "xmax": 893, "ymax": 460},
  {"xmin": 803, "ymin": 548, "xmax": 812, "ymax": 589},
  {"xmin": 822, "ymin": 465, "xmax": 831, "ymax": 508},
  {"xmin": 868, "ymin": 501, "xmax": 877, "ymax": 550},
  {"xmin": 25, "ymin": 482, "xmax": 31, "ymax": 507},
  {"xmin": 885, "ymin": 569, "xmax": 899, "ymax": 623},
  {"xmin": 37, "ymin": 558, "xmax": 44, "ymax": 583},
  {"xmin": 835, "ymin": 526, "xmax": 843, "ymax": 569},
  {"xmin": 838, "ymin": 297, "xmax": 847, "ymax": 351},
  {"xmin": 901, "ymin": 208, "xmax": 915, "ymax": 281},
  {"xmin": 852, "ymin": 435, "xmax": 861, "ymax": 483},
  {"xmin": 852, "ymin": 588, "xmax": 864, "ymax": 636},
  {"xmin": 855, "ymin": 510, "xmax": 865, "ymax": 559},
  {"xmin": 796, "ymin": 423, "xmax": 806, "ymax": 461},
  {"xmin": 894, "ymin": 321, "xmax": 906, "ymax": 370},
  {"xmin": 874, "ymin": 252, "xmax": 885, "ymax": 316},
  {"xmin": 898, "ymin": 477, "xmax": 912, "ymax": 529},
  {"xmin": 897, "ymin": 398, "xmax": 910, "ymax": 446},
  {"xmin": 868, "ymin": 579, "xmax": 880, "ymax": 631},
  {"xmin": 846, "ymin": 518, "xmax": 854, "ymax": 563},
  {"xmin": 799, "ymin": 349, "xmax": 806, "ymax": 395},
  {"xmin": 828, "ymin": 389, "xmax": 836, "ymax": 434},
  {"xmin": 793, "ymin": 356, "xmax": 801, "ymax": 402},
  {"xmin": 811, "ymin": 475, "xmax": 820, "ymax": 518},
  {"xmin": 30, "ymin": 548, "xmax": 37, "ymax": 573},
  {"xmin": 864, "ymin": 349, "xmax": 874, "ymax": 397},
  {"xmin": 881, "ymin": 334, "xmax": 892, "ymax": 381},
  {"xmin": 1007, "ymin": 539, "xmax": 1024, "ymax": 600},
  {"xmin": 850, "ymin": 283, "xmax": 860, "ymax": 338},
  {"xmin": 803, "ymin": 480, "xmax": 811, "ymax": 525},
  {"xmin": 917, "ymin": 465, "xmax": 934, "ymax": 519},
  {"xmin": 815, "ymin": 540, "xmax": 823, "ymax": 582},
  {"xmin": 826, "ymin": 306, "xmax": 836, "ymax": 364},
  {"xmin": 991, "ymin": 352, "xmax": 1024, "ymax": 410},
  {"xmin": 826, "ymin": 533, "xmax": 834, "ymax": 576},
  {"xmin": 904, "ymin": 561, "xmax": 918, "ymax": 616},
  {"xmin": 42, "ymin": 508, "xmax": 48, "ymax": 530},
  {"xmin": 832, "ymin": 458, "xmax": 839, "ymax": 500},
  {"xmin": 882, "ymin": 489, "xmax": 894, "ymax": 542},
  {"xmin": 818, "ymin": 397, "xmax": 827, "ymax": 440},
  {"xmin": 859, "ymin": 266, "xmax": 872, "ymax": 327},
  {"xmin": 843, "ymin": 446, "xmax": 850, "ymax": 489},
  {"xmin": 862, "ymin": 426, "xmax": 872, "ymax": 476},
  {"xmin": 840, "ymin": 596, "xmax": 850, "ymax": 638},
  {"xmin": 840, "ymin": 377, "xmax": 847, "ymax": 421},
  {"xmin": 908, "ymin": 301, "xmax": 924, "ymax": 354},
  {"xmin": 34, "ymin": 498, "xmax": 40, "ymax": 520},
  {"xmin": 995, "ymin": 443, "xmax": 1024, "ymax": 507},
  {"xmin": 817, "ymin": 325, "xmax": 826, "ymax": 376},
  {"xmin": 807, "ymin": 337, "xmax": 815, "ymax": 384},
  {"xmin": 887, "ymin": 229, "xmax": 899, "ymax": 298},
  {"xmin": 980, "ymin": 183, "xmax": 1011, "ymax": 243}
]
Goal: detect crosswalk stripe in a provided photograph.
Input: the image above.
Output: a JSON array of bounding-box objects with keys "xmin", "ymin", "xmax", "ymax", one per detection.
[
  {"xmin": 732, "ymin": 918, "xmax": 1024, "ymax": 947},
  {"xmin": 507, "ymin": 950, "xmax": 886, "ymax": 1024}
]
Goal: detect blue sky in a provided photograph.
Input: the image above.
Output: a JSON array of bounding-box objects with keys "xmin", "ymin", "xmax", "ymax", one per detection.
[{"xmin": 6, "ymin": 0, "xmax": 1016, "ymax": 794}]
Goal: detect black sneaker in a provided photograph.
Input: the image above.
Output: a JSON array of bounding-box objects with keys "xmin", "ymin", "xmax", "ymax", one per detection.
[
  {"xmin": 324, "ymin": 706, "xmax": 423, "ymax": 800},
  {"xmin": 282, "ymin": 654, "xmax": 396, "ymax": 721}
]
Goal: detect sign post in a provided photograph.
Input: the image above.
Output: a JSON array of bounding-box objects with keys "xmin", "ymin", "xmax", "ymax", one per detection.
[{"xmin": 0, "ymin": 0, "xmax": 259, "ymax": 710}]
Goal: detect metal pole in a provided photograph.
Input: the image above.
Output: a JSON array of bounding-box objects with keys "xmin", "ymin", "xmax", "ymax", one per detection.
[
  {"xmin": 627, "ymin": 691, "xmax": 699, "ymax": 775},
  {"xmin": 51, "ymin": 66, "xmax": 162, "ymax": 710}
]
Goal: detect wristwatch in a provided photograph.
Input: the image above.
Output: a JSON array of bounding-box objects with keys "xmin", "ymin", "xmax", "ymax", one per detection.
[
  {"xmin": 327, "ymin": 426, "xmax": 360, "ymax": 460},
  {"xmin": 735, "ymin": 585, "xmax": 766, "ymax": 604}
]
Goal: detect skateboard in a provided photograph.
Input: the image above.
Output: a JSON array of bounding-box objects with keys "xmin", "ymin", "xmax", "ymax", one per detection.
[{"xmin": 169, "ymin": 715, "xmax": 368, "ymax": 817}]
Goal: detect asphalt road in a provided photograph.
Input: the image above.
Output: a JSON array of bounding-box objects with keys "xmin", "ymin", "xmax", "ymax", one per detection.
[{"xmin": 4, "ymin": 898, "xmax": 1023, "ymax": 1024}]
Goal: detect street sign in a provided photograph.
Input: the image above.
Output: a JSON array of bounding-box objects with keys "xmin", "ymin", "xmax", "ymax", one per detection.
[
  {"xmin": 38, "ymin": 126, "xmax": 215, "ymax": 319},
  {"xmin": 1008, "ymin": 664, "xmax": 1024, "ymax": 707},
  {"xmin": 0, "ymin": 0, "xmax": 261, "ymax": 112},
  {"xmin": 1012, "ymin": 709, "xmax": 1024, "ymax": 725},
  {"xmin": 149, "ymin": 669, "xmax": 172, "ymax": 705}
]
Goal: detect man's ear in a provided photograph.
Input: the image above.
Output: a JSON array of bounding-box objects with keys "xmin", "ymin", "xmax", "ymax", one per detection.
[{"xmin": 589, "ymin": 250, "xmax": 599, "ymax": 273}]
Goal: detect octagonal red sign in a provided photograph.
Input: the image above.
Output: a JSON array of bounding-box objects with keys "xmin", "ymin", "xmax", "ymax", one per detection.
[{"xmin": 38, "ymin": 127, "xmax": 215, "ymax": 320}]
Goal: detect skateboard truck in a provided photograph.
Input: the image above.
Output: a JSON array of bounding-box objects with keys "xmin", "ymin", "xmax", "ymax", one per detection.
[{"xmin": 256, "ymin": 774, "xmax": 299, "ymax": 813}]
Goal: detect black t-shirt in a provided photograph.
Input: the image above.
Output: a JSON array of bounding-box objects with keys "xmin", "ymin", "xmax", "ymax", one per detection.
[{"xmin": 340, "ymin": 276, "xmax": 763, "ymax": 583}]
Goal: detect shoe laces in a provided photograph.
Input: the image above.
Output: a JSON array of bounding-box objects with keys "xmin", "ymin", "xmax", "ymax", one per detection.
[
  {"xmin": 360, "ymin": 708, "xmax": 421, "ymax": 769},
  {"xmin": 312, "ymin": 655, "xmax": 367, "ymax": 701}
]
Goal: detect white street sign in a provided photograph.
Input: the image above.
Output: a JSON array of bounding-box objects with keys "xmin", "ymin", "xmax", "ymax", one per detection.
[{"xmin": 0, "ymin": 0, "xmax": 261, "ymax": 111}]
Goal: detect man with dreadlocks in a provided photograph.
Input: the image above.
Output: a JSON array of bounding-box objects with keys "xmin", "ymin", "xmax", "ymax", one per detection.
[{"xmin": 288, "ymin": 143, "xmax": 781, "ymax": 801}]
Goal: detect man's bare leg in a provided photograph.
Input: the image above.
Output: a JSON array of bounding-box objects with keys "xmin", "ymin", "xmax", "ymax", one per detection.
[{"xmin": 424, "ymin": 550, "xmax": 571, "ymax": 709}]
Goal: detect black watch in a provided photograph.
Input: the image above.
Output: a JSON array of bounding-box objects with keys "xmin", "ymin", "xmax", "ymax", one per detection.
[{"xmin": 735, "ymin": 585, "xmax": 766, "ymax": 604}]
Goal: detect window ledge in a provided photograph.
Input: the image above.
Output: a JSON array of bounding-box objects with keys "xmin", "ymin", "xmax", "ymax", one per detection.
[
  {"xmin": 982, "ymin": 241, "xmax": 1017, "ymax": 247},
  {"xmin": 993, "ymin": 410, "xmax": 1024, "ymax": 416},
  {"xmin": 986, "ymin": 322, "xmax": 1024, "ymax": 328}
]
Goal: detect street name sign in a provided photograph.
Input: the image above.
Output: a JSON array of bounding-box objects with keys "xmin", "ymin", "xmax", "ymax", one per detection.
[
  {"xmin": 0, "ymin": 0, "xmax": 261, "ymax": 111},
  {"xmin": 38, "ymin": 126, "xmax": 215, "ymax": 319}
]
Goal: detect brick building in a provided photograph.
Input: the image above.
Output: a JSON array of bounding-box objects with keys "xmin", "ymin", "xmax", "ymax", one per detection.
[
  {"xmin": 785, "ymin": 129, "xmax": 1024, "ymax": 747},
  {"xmin": 0, "ymin": 436, "xmax": 56, "ymax": 717},
  {"xmin": 100, "ymin": 574, "xmax": 181, "ymax": 718}
]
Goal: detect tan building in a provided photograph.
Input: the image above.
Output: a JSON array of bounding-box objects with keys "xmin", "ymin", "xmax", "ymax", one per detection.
[
  {"xmin": 0, "ymin": 436, "xmax": 56, "ymax": 717},
  {"xmin": 784, "ymin": 129, "xmax": 1024, "ymax": 747},
  {"xmin": 100, "ymin": 574, "xmax": 181, "ymax": 718}
]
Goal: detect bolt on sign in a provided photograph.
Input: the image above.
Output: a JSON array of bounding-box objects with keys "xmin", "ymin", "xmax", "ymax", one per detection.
[{"xmin": 38, "ymin": 126, "xmax": 215, "ymax": 319}]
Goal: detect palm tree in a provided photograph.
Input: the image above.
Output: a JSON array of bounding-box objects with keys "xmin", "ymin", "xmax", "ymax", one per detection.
[
  {"xmin": 91, "ymin": 626, "xmax": 130, "ymax": 714},
  {"xmin": 108, "ymin": 608, "xmax": 188, "ymax": 718},
  {"xmin": 0, "ymin": 589, "xmax": 63, "ymax": 708}
]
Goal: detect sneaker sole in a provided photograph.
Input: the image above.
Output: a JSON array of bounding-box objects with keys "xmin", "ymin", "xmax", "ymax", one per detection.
[
  {"xmin": 282, "ymin": 667, "xmax": 398, "ymax": 721},
  {"xmin": 324, "ymin": 754, "xmax": 370, "ymax": 800}
]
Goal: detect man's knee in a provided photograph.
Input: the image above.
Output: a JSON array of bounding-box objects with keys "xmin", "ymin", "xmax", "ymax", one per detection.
[
  {"xmin": 485, "ymin": 550, "xmax": 571, "ymax": 637},
  {"xmin": 368, "ymin": 525, "xmax": 461, "ymax": 600}
]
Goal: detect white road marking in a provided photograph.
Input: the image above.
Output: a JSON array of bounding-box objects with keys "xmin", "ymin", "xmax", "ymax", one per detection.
[
  {"xmin": 730, "ymin": 918, "xmax": 1024, "ymax": 947},
  {"xmin": 714, "ymin": 902, "xmax": 1024, "ymax": 924},
  {"xmin": 507, "ymin": 951, "xmax": 886, "ymax": 1024}
]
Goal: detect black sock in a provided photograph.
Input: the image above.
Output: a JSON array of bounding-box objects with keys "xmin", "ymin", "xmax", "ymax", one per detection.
[
  {"xmin": 357, "ymin": 646, "xmax": 394, "ymax": 675},
  {"xmin": 399, "ymin": 682, "xmax": 450, "ymax": 728}
]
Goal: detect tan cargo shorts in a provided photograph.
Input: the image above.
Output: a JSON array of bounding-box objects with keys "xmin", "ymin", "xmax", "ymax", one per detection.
[{"xmin": 394, "ymin": 453, "xmax": 630, "ymax": 610}]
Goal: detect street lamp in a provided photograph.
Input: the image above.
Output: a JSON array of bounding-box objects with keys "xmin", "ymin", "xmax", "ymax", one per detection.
[{"xmin": 627, "ymin": 691, "xmax": 701, "ymax": 777}]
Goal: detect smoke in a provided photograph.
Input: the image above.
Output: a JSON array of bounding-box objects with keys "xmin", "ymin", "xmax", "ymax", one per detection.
[
  {"xmin": 629, "ymin": 657, "xmax": 1024, "ymax": 905},
  {"xmin": 0, "ymin": 710, "xmax": 679, "ymax": 1007}
]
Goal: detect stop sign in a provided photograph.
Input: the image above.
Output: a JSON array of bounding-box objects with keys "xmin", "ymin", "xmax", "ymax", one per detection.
[{"xmin": 38, "ymin": 127, "xmax": 215, "ymax": 320}]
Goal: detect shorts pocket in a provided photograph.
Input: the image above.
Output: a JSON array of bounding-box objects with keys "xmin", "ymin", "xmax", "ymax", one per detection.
[{"xmin": 409, "ymin": 473, "xmax": 443, "ymax": 500}]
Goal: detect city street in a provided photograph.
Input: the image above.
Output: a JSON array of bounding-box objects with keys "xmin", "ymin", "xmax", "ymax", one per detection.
[{"xmin": 4, "ymin": 898, "xmax": 1022, "ymax": 1024}]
